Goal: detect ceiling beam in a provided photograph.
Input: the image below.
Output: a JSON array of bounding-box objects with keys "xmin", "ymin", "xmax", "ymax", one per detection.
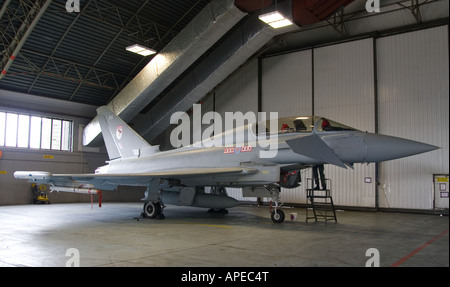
[
  {"xmin": 51, "ymin": 0, "xmax": 176, "ymax": 50},
  {"xmin": 26, "ymin": 0, "xmax": 92, "ymax": 94},
  {"xmin": 111, "ymin": 0, "xmax": 207, "ymax": 104},
  {"xmin": 69, "ymin": 0, "xmax": 151, "ymax": 101},
  {"xmin": 0, "ymin": 0, "xmax": 13, "ymax": 20},
  {"xmin": 0, "ymin": 0, "xmax": 52, "ymax": 79},
  {"xmin": 83, "ymin": 0, "xmax": 246, "ymax": 146},
  {"xmin": 15, "ymin": 49, "xmax": 127, "ymax": 91}
]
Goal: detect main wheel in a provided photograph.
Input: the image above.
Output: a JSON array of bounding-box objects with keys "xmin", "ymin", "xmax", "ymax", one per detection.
[
  {"xmin": 271, "ymin": 209, "xmax": 285, "ymax": 223},
  {"xmin": 143, "ymin": 201, "xmax": 161, "ymax": 218}
]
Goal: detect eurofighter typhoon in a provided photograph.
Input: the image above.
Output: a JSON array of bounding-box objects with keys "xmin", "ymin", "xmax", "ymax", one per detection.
[{"xmin": 15, "ymin": 106, "xmax": 438, "ymax": 223}]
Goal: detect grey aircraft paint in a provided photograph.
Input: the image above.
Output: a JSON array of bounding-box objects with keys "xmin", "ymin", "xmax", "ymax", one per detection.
[{"xmin": 15, "ymin": 106, "xmax": 438, "ymax": 223}]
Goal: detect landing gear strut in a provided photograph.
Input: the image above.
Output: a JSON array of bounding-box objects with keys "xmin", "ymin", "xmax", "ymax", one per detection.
[
  {"xmin": 267, "ymin": 185, "xmax": 285, "ymax": 224},
  {"xmin": 142, "ymin": 201, "xmax": 165, "ymax": 219}
]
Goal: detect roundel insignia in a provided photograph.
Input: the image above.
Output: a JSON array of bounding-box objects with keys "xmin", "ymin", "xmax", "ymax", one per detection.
[{"xmin": 116, "ymin": 125, "xmax": 123, "ymax": 140}]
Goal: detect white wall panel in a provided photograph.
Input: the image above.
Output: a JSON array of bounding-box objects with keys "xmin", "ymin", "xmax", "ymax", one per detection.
[
  {"xmin": 377, "ymin": 26, "xmax": 449, "ymax": 210},
  {"xmin": 262, "ymin": 49, "xmax": 313, "ymax": 204},
  {"xmin": 215, "ymin": 59, "xmax": 258, "ymax": 116},
  {"xmin": 262, "ymin": 50, "xmax": 313, "ymax": 117},
  {"xmin": 314, "ymin": 39, "xmax": 375, "ymax": 132},
  {"xmin": 314, "ymin": 38, "xmax": 376, "ymax": 207}
]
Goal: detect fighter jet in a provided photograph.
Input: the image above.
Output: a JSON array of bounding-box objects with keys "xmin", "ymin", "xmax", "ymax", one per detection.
[{"xmin": 14, "ymin": 106, "xmax": 438, "ymax": 223}]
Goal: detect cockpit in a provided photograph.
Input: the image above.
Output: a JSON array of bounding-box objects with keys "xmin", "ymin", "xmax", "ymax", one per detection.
[{"xmin": 252, "ymin": 116, "xmax": 357, "ymax": 136}]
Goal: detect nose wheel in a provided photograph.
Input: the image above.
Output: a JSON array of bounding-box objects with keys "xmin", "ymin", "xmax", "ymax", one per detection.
[
  {"xmin": 266, "ymin": 185, "xmax": 285, "ymax": 223},
  {"xmin": 271, "ymin": 209, "xmax": 285, "ymax": 223}
]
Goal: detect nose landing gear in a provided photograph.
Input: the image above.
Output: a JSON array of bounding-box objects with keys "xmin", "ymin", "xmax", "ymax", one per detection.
[{"xmin": 267, "ymin": 185, "xmax": 285, "ymax": 224}]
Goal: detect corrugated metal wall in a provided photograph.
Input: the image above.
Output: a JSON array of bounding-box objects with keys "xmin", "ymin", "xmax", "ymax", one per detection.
[
  {"xmin": 376, "ymin": 26, "xmax": 449, "ymax": 210},
  {"xmin": 262, "ymin": 50, "xmax": 313, "ymax": 204},
  {"xmin": 260, "ymin": 40, "xmax": 377, "ymax": 207},
  {"xmin": 313, "ymin": 38, "xmax": 376, "ymax": 207},
  {"xmin": 201, "ymin": 25, "xmax": 448, "ymax": 210},
  {"xmin": 215, "ymin": 60, "xmax": 259, "ymax": 115},
  {"xmin": 262, "ymin": 50, "xmax": 313, "ymax": 117}
]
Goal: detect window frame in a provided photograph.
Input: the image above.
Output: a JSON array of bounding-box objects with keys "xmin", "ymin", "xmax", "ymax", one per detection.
[{"xmin": 0, "ymin": 110, "xmax": 73, "ymax": 152}]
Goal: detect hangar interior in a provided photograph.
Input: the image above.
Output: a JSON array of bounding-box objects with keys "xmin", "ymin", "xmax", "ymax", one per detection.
[
  {"xmin": 0, "ymin": 0, "xmax": 449, "ymax": 267},
  {"xmin": 1, "ymin": 0, "xmax": 448, "ymax": 210}
]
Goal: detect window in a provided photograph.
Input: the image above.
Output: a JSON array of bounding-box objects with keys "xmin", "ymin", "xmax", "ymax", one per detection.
[{"xmin": 0, "ymin": 111, "xmax": 73, "ymax": 151}]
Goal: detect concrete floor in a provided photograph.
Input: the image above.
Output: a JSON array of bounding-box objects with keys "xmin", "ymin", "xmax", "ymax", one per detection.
[{"xmin": 0, "ymin": 202, "xmax": 448, "ymax": 267}]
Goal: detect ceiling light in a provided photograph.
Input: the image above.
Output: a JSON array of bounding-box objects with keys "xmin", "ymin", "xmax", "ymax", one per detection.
[
  {"xmin": 258, "ymin": 11, "xmax": 293, "ymax": 29},
  {"xmin": 268, "ymin": 18, "xmax": 293, "ymax": 28},
  {"xmin": 126, "ymin": 44, "xmax": 156, "ymax": 56}
]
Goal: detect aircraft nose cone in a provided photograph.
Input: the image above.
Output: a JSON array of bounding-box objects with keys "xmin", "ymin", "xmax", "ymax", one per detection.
[{"xmin": 364, "ymin": 133, "xmax": 439, "ymax": 162}]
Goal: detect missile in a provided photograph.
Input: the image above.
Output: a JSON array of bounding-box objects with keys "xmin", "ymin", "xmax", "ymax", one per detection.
[
  {"xmin": 50, "ymin": 186, "xmax": 102, "ymax": 207},
  {"xmin": 50, "ymin": 186, "xmax": 100, "ymax": 195}
]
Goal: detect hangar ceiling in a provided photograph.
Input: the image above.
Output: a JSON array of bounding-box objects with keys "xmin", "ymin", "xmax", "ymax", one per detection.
[
  {"xmin": 0, "ymin": 0, "xmax": 211, "ymax": 105},
  {"xmin": 0, "ymin": 0, "xmax": 448, "ymax": 147}
]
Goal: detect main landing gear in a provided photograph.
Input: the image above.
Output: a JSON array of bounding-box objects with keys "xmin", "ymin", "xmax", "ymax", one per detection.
[
  {"xmin": 208, "ymin": 186, "xmax": 229, "ymax": 214},
  {"xmin": 142, "ymin": 201, "xmax": 165, "ymax": 219},
  {"xmin": 140, "ymin": 182, "xmax": 166, "ymax": 220}
]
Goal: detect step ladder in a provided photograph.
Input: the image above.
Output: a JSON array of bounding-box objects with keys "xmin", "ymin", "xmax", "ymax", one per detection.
[{"xmin": 306, "ymin": 178, "xmax": 337, "ymax": 224}]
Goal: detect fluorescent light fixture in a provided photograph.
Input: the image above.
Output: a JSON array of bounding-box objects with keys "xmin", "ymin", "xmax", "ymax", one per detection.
[
  {"xmin": 258, "ymin": 11, "xmax": 293, "ymax": 29},
  {"xmin": 126, "ymin": 44, "xmax": 156, "ymax": 56},
  {"xmin": 259, "ymin": 11, "xmax": 285, "ymax": 23},
  {"xmin": 268, "ymin": 18, "xmax": 293, "ymax": 28}
]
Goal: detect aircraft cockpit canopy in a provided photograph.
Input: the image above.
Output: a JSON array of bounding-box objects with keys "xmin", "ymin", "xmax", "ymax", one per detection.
[{"xmin": 253, "ymin": 116, "xmax": 357, "ymax": 136}]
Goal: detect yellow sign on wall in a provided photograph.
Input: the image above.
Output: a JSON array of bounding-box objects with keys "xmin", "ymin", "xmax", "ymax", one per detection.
[
  {"xmin": 43, "ymin": 155, "xmax": 54, "ymax": 159},
  {"xmin": 436, "ymin": 176, "xmax": 449, "ymax": 183},
  {"xmin": 0, "ymin": 171, "xmax": 7, "ymax": 175}
]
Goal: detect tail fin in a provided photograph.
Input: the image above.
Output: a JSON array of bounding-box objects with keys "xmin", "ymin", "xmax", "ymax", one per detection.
[{"xmin": 96, "ymin": 106, "xmax": 159, "ymax": 160}]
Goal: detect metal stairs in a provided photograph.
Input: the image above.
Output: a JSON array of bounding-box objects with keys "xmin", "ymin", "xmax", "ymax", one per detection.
[{"xmin": 306, "ymin": 178, "xmax": 337, "ymax": 224}]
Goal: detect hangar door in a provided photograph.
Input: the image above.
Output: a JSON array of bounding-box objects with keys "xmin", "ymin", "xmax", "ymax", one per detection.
[
  {"xmin": 377, "ymin": 26, "xmax": 449, "ymax": 210},
  {"xmin": 434, "ymin": 175, "xmax": 449, "ymax": 209},
  {"xmin": 261, "ymin": 39, "xmax": 376, "ymax": 208}
]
